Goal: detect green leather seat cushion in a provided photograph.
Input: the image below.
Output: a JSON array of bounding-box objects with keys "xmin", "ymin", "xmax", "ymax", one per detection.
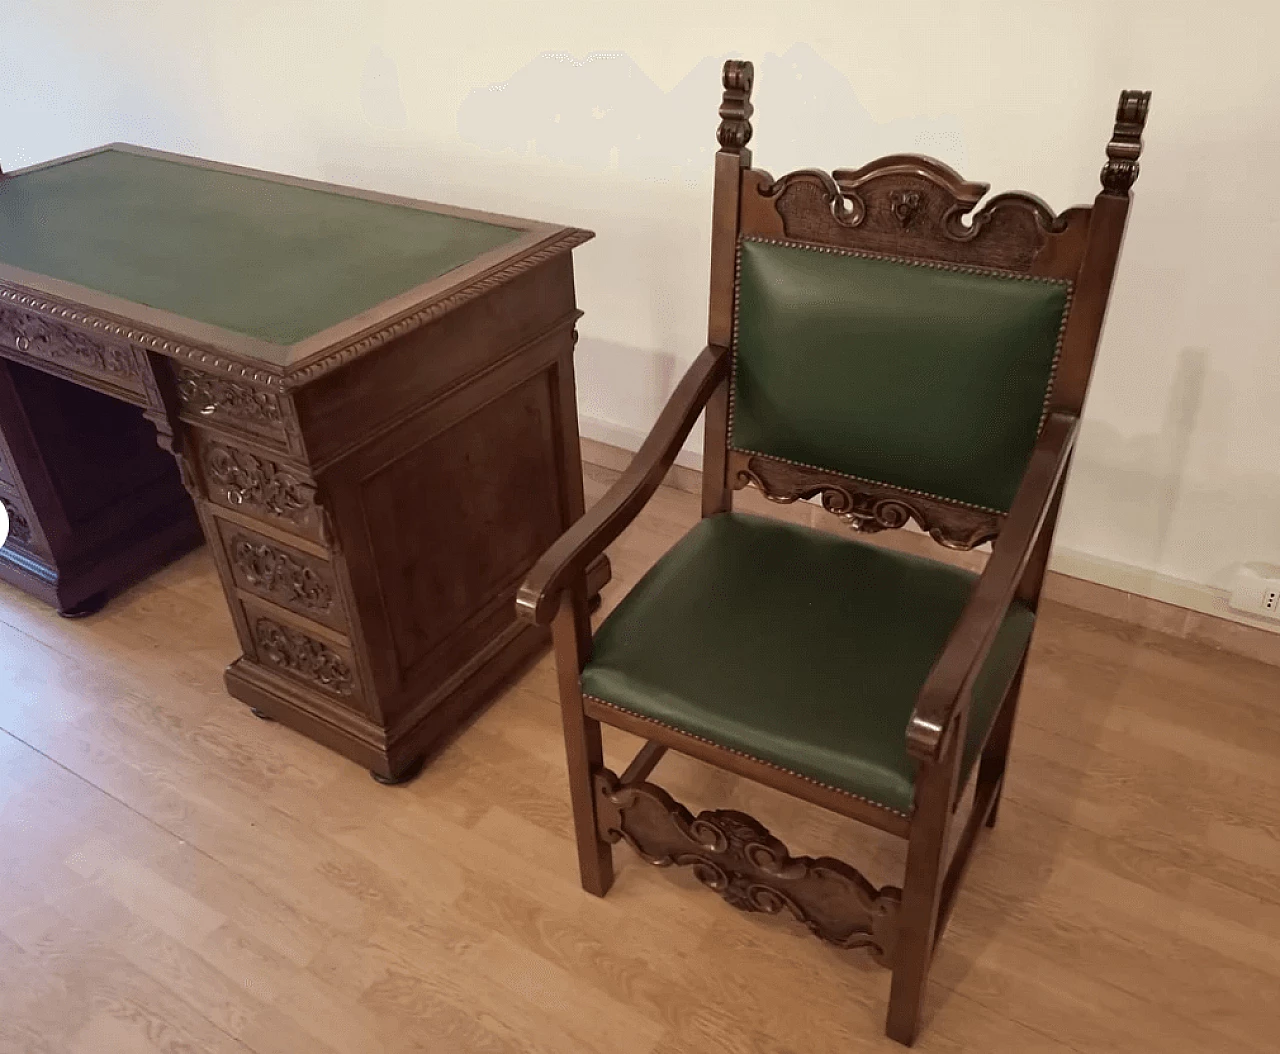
[
  {"xmin": 0, "ymin": 148, "xmax": 522, "ymax": 348},
  {"xmin": 732, "ymin": 238, "xmax": 1070, "ymax": 512},
  {"xmin": 582, "ymin": 513, "xmax": 1035, "ymax": 815}
]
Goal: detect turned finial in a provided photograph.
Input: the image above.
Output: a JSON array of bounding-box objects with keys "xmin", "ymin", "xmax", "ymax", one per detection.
[
  {"xmin": 1100, "ymin": 89, "xmax": 1151, "ymax": 196},
  {"xmin": 717, "ymin": 60, "xmax": 755, "ymax": 153}
]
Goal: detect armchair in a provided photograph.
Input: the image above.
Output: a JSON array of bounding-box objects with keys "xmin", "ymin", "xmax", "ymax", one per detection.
[{"xmin": 518, "ymin": 60, "xmax": 1149, "ymax": 1045}]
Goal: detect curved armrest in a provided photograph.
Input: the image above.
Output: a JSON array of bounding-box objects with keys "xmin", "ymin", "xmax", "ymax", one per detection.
[
  {"xmin": 516, "ymin": 344, "xmax": 730, "ymax": 626},
  {"xmin": 906, "ymin": 411, "xmax": 1079, "ymax": 762}
]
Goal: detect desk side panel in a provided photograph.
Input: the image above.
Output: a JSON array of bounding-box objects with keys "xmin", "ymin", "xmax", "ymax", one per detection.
[
  {"xmin": 291, "ymin": 253, "xmax": 579, "ymax": 469},
  {"xmin": 308, "ymin": 256, "xmax": 588, "ymax": 760}
]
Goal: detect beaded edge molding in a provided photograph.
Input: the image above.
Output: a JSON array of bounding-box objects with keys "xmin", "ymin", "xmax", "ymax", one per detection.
[
  {"xmin": 0, "ymin": 228, "xmax": 592, "ymax": 392},
  {"xmin": 0, "ymin": 284, "xmax": 281, "ymax": 387},
  {"xmin": 283, "ymin": 227, "xmax": 593, "ymax": 388}
]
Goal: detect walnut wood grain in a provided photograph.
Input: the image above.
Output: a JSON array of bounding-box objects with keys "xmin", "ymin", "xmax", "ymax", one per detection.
[
  {"xmin": 1, "ymin": 143, "xmax": 589, "ymax": 389},
  {"xmin": 595, "ymin": 769, "xmax": 902, "ymax": 965},
  {"xmin": 1, "ymin": 145, "xmax": 599, "ymax": 781},
  {"xmin": 531, "ymin": 65, "xmax": 1151, "ymax": 1050},
  {"xmin": 1101, "ymin": 90, "xmax": 1151, "ymax": 196},
  {"xmin": 716, "ymin": 59, "xmax": 754, "ymax": 152},
  {"xmin": 740, "ymin": 158, "xmax": 1074, "ymax": 273},
  {"xmin": 702, "ymin": 60, "xmax": 756, "ymax": 518}
]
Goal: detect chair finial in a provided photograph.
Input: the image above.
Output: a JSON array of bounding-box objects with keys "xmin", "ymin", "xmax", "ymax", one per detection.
[
  {"xmin": 717, "ymin": 59, "xmax": 755, "ymax": 153},
  {"xmin": 1100, "ymin": 89, "xmax": 1151, "ymax": 196}
]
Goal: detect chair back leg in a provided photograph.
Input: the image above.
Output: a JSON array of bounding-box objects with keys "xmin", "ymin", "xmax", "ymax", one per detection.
[
  {"xmin": 977, "ymin": 657, "xmax": 1028, "ymax": 829},
  {"xmin": 552, "ymin": 585, "xmax": 615, "ymax": 896}
]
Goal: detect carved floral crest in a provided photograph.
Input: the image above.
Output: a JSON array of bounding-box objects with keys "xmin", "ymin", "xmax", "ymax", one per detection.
[{"xmin": 754, "ymin": 156, "xmax": 1068, "ymax": 271}]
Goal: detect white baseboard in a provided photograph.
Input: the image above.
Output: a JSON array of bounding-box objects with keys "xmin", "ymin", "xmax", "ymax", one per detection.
[{"xmin": 1047, "ymin": 547, "xmax": 1280, "ymax": 634}]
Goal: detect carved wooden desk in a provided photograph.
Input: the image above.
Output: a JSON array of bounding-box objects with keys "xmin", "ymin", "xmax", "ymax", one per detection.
[{"xmin": 0, "ymin": 144, "xmax": 601, "ymax": 781}]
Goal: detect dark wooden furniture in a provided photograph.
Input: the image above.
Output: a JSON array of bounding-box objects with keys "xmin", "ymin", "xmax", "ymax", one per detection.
[
  {"xmin": 0, "ymin": 144, "xmax": 603, "ymax": 782},
  {"xmin": 518, "ymin": 62, "xmax": 1149, "ymax": 1044}
]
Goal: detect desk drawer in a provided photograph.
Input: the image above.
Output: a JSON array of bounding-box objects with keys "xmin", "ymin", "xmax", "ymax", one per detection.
[
  {"xmin": 238, "ymin": 596, "xmax": 366, "ymax": 712},
  {"xmin": 196, "ymin": 434, "xmax": 325, "ymax": 544},
  {"xmin": 175, "ymin": 365, "xmax": 290, "ymax": 450},
  {"xmin": 0, "ymin": 305, "xmax": 146, "ymax": 400},
  {"xmin": 214, "ymin": 519, "xmax": 347, "ymax": 632}
]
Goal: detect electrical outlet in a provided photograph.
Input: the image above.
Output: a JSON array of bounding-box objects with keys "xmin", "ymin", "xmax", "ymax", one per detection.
[{"xmin": 1229, "ymin": 567, "xmax": 1280, "ymax": 620}]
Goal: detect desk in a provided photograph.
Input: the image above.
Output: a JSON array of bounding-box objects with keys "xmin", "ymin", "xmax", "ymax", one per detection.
[{"xmin": 0, "ymin": 144, "xmax": 601, "ymax": 781}]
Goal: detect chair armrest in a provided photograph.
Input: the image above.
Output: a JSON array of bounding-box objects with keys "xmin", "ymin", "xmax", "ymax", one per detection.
[
  {"xmin": 906, "ymin": 411, "xmax": 1080, "ymax": 762},
  {"xmin": 516, "ymin": 343, "xmax": 731, "ymax": 626}
]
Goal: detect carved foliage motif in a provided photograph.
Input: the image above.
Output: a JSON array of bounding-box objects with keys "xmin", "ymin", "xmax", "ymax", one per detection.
[
  {"xmin": 230, "ymin": 536, "xmax": 334, "ymax": 615},
  {"xmin": 717, "ymin": 59, "xmax": 755, "ymax": 152},
  {"xmin": 890, "ymin": 189, "xmax": 923, "ymax": 228},
  {"xmin": 595, "ymin": 770, "xmax": 902, "ymax": 965},
  {"xmin": 757, "ymin": 158, "xmax": 1066, "ymax": 272},
  {"xmin": 1101, "ymin": 90, "xmax": 1151, "ymax": 195},
  {"xmin": 0, "ymin": 496, "xmax": 32, "ymax": 547},
  {"xmin": 734, "ymin": 453, "xmax": 1002, "ymax": 550},
  {"xmin": 177, "ymin": 367, "xmax": 282, "ymax": 426},
  {"xmin": 254, "ymin": 617, "xmax": 354, "ymax": 696},
  {"xmin": 0, "ymin": 306, "xmax": 138, "ymax": 378},
  {"xmin": 203, "ymin": 443, "xmax": 315, "ymax": 525}
]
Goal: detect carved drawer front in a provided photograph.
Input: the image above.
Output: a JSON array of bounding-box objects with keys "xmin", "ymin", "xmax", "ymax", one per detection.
[
  {"xmin": 0, "ymin": 304, "xmax": 145, "ymax": 398},
  {"xmin": 198, "ymin": 436, "xmax": 325, "ymax": 543},
  {"xmin": 175, "ymin": 365, "xmax": 290, "ymax": 449},
  {"xmin": 241, "ymin": 599, "xmax": 365, "ymax": 710},
  {"xmin": 215, "ymin": 520, "xmax": 347, "ymax": 632}
]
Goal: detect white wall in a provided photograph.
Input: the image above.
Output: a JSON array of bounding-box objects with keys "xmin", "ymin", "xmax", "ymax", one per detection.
[{"xmin": 4, "ymin": 0, "xmax": 1278, "ymax": 618}]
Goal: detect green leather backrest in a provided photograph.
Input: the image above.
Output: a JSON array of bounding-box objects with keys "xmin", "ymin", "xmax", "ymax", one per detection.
[{"xmin": 731, "ymin": 238, "xmax": 1071, "ymax": 513}]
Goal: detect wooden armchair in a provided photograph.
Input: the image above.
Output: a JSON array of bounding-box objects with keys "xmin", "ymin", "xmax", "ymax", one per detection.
[{"xmin": 517, "ymin": 61, "xmax": 1149, "ymax": 1045}]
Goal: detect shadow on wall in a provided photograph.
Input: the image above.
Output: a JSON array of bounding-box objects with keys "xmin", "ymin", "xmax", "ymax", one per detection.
[
  {"xmin": 1063, "ymin": 346, "xmax": 1206, "ymax": 569},
  {"xmin": 1063, "ymin": 346, "xmax": 1280, "ymax": 586},
  {"xmin": 361, "ymin": 45, "xmax": 408, "ymax": 131},
  {"xmin": 456, "ymin": 44, "xmax": 967, "ymax": 178},
  {"xmin": 574, "ymin": 337, "xmax": 680, "ymax": 444}
]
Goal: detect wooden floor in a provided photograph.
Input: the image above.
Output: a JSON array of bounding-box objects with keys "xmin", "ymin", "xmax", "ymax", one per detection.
[{"xmin": 2, "ymin": 468, "xmax": 1280, "ymax": 1054}]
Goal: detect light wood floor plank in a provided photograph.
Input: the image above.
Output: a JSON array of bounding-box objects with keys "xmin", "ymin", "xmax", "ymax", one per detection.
[{"xmin": 2, "ymin": 471, "xmax": 1279, "ymax": 1052}]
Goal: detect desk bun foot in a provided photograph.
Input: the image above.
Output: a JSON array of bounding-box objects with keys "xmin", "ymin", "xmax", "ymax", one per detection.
[
  {"xmin": 57, "ymin": 591, "xmax": 108, "ymax": 619},
  {"xmin": 371, "ymin": 756, "xmax": 425, "ymax": 786},
  {"xmin": 249, "ymin": 707, "xmax": 275, "ymax": 721}
]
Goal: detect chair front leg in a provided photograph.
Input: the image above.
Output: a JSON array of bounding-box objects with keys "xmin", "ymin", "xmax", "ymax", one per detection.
[
  {"xmin": 551, "ymin": 584, "xmax": 615, "ymax": 897},
  {"xmin": 886, "ymin": 735, "xmax": 962, "ymax": 1045}
]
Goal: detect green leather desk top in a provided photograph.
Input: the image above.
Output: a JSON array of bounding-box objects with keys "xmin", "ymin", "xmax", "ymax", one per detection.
[{"xmin": 0, "ymin": 147, "xmax": 524, "ymax": 348}]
